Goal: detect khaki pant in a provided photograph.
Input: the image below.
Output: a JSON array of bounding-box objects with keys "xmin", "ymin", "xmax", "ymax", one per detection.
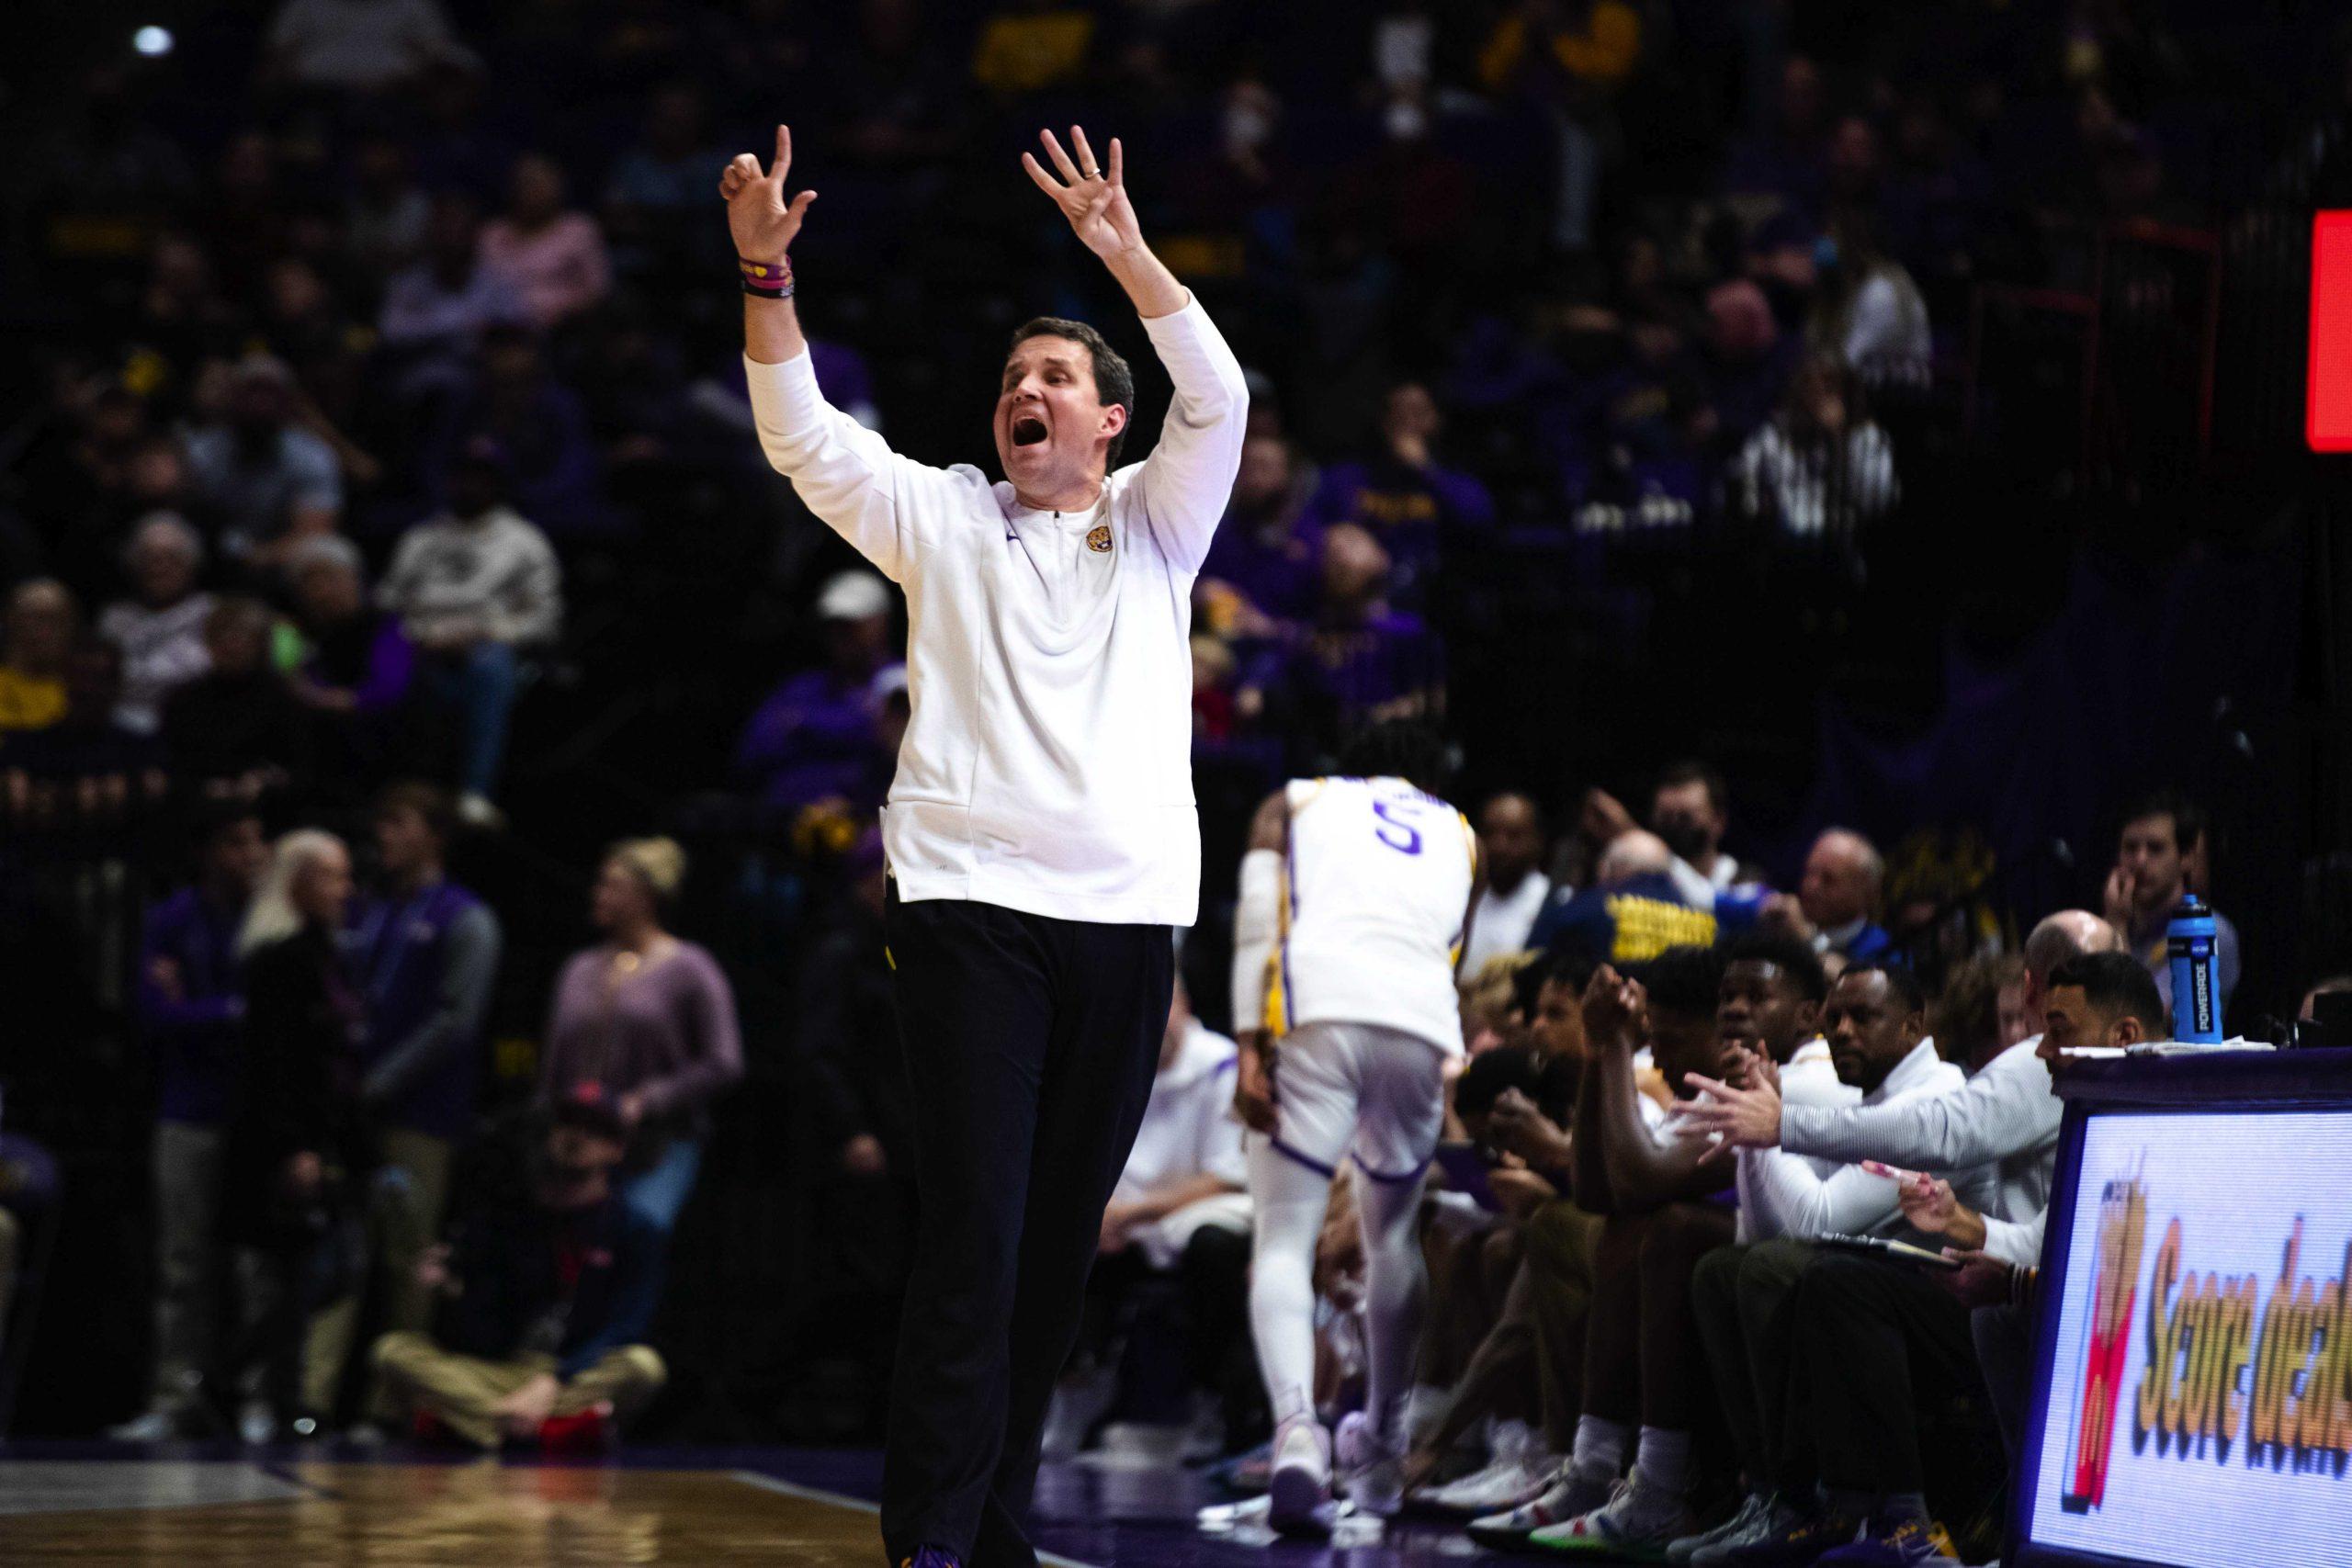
[
  {"xmin": 303, "ymin": 1129, "xmax": 451, "ymax": 1416},
  {"xmin": 1523, "ymin": 1199, "xmax": 1606, "ymax": 1450},
  {"xmin": 372, "ymin": 1331, "xmax": 667, "ymax": 1449}
]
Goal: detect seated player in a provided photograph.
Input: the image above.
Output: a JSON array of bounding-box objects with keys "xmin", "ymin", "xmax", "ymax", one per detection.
[
  {"xmin": 1469, "ymin": 942, "xmax": 1744, "ymax": 1552},
  {"xmin": 1229, "ymin": 721, "xmax": 1478, "ymax": 1535}
]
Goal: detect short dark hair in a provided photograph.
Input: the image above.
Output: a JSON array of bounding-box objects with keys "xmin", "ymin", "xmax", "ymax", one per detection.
[
  {"xmin": 1724, "ymin": 931, "xmax": 1830, "ymax": 1003},
  {"xmin": 190, "ymin": 797, "xmax": 264, "ymax": 852},
  {"xmin": 2048, "ymin": 951, "xmax": 2167, "ymax": 1036},
  {"xmin": 1455, "ymin": 1043, "xmax": 1544, "ymax": 1122},
  {"xmin": 1838, "ymin": 960, "xmax": 1925, "ymax": 1015},
  {"xmin": 1656, "ymin": 760, "xmax": 1728, "ymax": 818},
  {"xmin": 1336, "ymin": 719, "xmax": 1454, "ymax": 797},
  {"xmin": 1515, "ymin": 946, "xmax": 1597, "ymax": 1021},
  {"xmin": 1008, "ymin": 317, "xmax": 1136, "ymax": 466},
  {"xmin": 1638, "ymin": 942, "xmax": 1727, "ymax": 1022},
  {"xmin": 376, "ymin": 779, "xmax": 458, "ymax": 848},
  {"xmin": 2122, "ymin": 787, "xmax": 2207, "ymax": 854}
]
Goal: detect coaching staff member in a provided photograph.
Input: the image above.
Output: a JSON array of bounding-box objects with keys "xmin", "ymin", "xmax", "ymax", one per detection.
[{"xmin": 721, "ymin": 123, "xmax": 1247, "ymax": 1566}]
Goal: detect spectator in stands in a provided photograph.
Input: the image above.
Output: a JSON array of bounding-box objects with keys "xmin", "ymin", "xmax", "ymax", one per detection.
[
  {"xmin": 286, "ymin": 536, "xmax": 417, "ymax": 791},
  {"xmin": 426, "ymin": 327, "xmax": 605, "ymax": 537},
  {"xmin": 113, "ymin": 803, "xmax": 270, "ymax": 1440},
  {"xmin": 1529, "ymin": 829, "xmax": 1717, "ymax": 964},
  {"xmin": 1463, "ymin": 791, "xmax": 1554, "ymax": 976},
  {"xmin": 1696, "ymin": 279, "xmax": 1799, "ymax": 458},
  {"xmin": 374, "ymin": 1085, "xmax": 666, "ymax": 1451},
  {"xmin": 1303, "ymin": 382, "xmax": 1496, "ymax": 601},
  {"xmin": 344, "ymin": 133, "xmax": 431, "ymax": 283},
  {"xmin": 1197, "ymin": 433, "xmax": 1319, "ymax": 637},
  {"xmin": 0, "ymin": 581, "xmax": 78, "ymax": 732},
  {"xmin": 0, "ymin": 635, "xmax": 165, "ymax": 834},
  {"xmin": 1731, "ymin": 354, "xmax": 1899, "ymax": 543},
  {"xmin": 1810, "ymin": 213, "xmax": 1933, "ymax": 393},
  {"xmin": 1046, "ymin": 982, "xmax": 1254, "ymax": 1461},
  {"xmin": 1261, "ymin": 524, "xmax": 1443, "ymax": 754},
  {"xmin": 97, "ymin": 513, "xmax": 214, "ymax": 736},
  {"xmin": 1585, "ymin": 761, "xmax": 1764, "ymax": 908},
  {"xmin": 604, "ymin": 81, "xmax": 723, "ymax": 279},
  {"xmin": 734, "ymin": 570, "xmax": 902, "ymax": 818},
  {"xmin": 1761, "ymin": 827, "xmax": 1893, "ymax": 966},
  {"xmin": 1930, "ymin": 952, "xmax": 2030, "ymax": 1073},
  {"xmin": 218, "ymin": 829, "xmax": 363, "ymax": 1438},
  {"xmin": 312, "ymin": 783, "xmax": 501, "ymax": 1421},
  {"xmin": 379, "ymin": 438, "xmax": 562, "ymax": 822},
  {"xmin": 2102, "ymin": 787, "xmax": 2240, "ymax": 1019},
  {"xmin": 264, "ymin": 0, "xmax": 473, "ymax": 95},
  {"xmin": 160, "ymin": 597, "xmax": 310, "ymax": 803},
  {"xmin": 479, "ymin": 153, "xmax": 612, "ymax": 330},
  {"xmin": 379, "ymin": 193, "xmax": 531, "ymax": 404},
  {"xmin": 540, "ymin": 837, "xmax": 741, "ymax": 1258},
  {"xmin": 183, "ymin": 355, "xmax": 343, "ymax": 574}
]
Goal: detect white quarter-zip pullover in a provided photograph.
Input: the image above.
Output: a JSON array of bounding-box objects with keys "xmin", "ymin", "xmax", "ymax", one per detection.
[{"xmin": 744, "ymin": 297, "xmax": 1248, "ymax": 926}]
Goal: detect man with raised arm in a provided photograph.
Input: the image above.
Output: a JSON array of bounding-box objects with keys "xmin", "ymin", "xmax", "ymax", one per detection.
[{"xmin": 720, "ymin": 124, "xmax": 1246, "ymax": 1568}]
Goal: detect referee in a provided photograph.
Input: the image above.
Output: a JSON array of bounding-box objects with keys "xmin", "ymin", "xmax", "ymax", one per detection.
[{"xmin": 720, "ymin": 124, "xmax": 1247, "ymax": 1567}]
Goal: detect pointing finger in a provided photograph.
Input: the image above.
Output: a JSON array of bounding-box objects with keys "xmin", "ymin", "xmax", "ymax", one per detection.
[
  {"xmin": 1070, "ymin": 124, "xmax": 1099, "ymax": 176},
  {"xmin": 772, "ymin": 124, "xmax": 792, "ymax": 185},
  {"xmin": 1108, "ymin": 136, "xmax": 1123, "ymax": 186}
]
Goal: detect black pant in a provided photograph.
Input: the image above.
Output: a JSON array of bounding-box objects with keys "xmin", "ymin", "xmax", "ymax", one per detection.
[
  {"xmin": 1796, "ymin": 1251, "xmax": 1984, "ymax": 1499},
  {"xmin": 1690, "ymin": 1238, "xmax": 1816, "ymax": 1494},
  {"xmin": 879, "ymin": 895, "xmax": 1173, "ymax": 1567}
]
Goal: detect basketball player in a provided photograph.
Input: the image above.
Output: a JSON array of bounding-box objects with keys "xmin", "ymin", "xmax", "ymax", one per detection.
[
  {"xmin": 1229, "ymin": 722, "xmax": 1481, "ymax": 1536},
  {"xmin": 720, "ymin": 126, "xmax": 1246, "ymax": 1568}
]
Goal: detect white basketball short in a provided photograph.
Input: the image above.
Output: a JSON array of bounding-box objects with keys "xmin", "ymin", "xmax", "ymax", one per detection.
[{"xmin": 1258, "ymin": 1019, "xmax": 1449, "ymax": 1186}]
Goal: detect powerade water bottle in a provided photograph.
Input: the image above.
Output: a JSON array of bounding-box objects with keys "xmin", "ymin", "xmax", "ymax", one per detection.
[{"xmin": 2166, "ymin": 896, "xmax": 2222, "ymax": 1043}]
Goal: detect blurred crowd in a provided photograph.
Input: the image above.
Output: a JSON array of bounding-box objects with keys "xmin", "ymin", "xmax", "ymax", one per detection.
[{"xmin": 0, "ymin": 0, "xmax": 2343, "ymax": 1469}]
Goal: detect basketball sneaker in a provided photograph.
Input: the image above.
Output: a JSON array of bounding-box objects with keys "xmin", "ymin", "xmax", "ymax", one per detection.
[
  {"xmin": 1721, "ymin": 1506, "xmax": 1867, "ymax": 1566},
  {"xmin": 1528, "ymin": 1474, "xmax": 1700, "ymax": 1560},
  {"xmin": 1464, "ymin": 1463, "xmax": 1615, "ymax": 1550},
  {"xmin": 1266, "ymin": 1413, "xmax": 1337, "ymax": 1538},
  {"xmin": 1336, "ymin": 1410, "xmax": 1406, "ymax": 1518},
  {"xmin": 1813, "ymin": 1518, "xmax": 1962, "ymax": 1567}
]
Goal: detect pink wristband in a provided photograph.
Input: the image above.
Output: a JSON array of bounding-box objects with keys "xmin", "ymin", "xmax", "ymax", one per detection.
[{"xmin": 739, "ymin": 255, "xmax": 794, "ymax": 299}]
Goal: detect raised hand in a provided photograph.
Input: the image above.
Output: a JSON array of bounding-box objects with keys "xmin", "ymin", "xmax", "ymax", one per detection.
[
  {"xmin": 1023, "ymin": 126, "xmax": 1142, "ymax": 260},
  {"xmin": 719, "ymin": 124, "xmax": 819, "ymax": 264},
  {"xmin": 1579, "ymin": 964, "xmax": 1645, "ymax": 1049}
]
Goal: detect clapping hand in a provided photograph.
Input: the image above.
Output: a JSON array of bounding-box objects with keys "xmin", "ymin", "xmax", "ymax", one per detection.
[
  {"xmin": 719, "ymin": 125, "xmax": 820, "ymax": 264},
  {"xmin": 1022, "ymin": 127, "xmax": 1143, "ymax": 261}
]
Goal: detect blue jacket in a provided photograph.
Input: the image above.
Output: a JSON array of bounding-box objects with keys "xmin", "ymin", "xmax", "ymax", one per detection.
[
  {"xmin": 349, "ymin": 881, "xmax": 500, "ymax": 1139},
  {"xmin": 136, "ymin": 887, "xmax": 248, "ymax": 1125}
]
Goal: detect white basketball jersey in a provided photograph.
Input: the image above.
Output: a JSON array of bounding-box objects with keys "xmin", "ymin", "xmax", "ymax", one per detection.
[{"xmin": 1269, "ymin": 775, "xmax": 1477, "ymax": 1055}]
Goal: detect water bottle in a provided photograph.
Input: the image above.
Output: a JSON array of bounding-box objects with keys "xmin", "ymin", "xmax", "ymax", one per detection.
[{"xmin": 2166, "ymin": 896, "xmax": 2222, "ymax": 1043}]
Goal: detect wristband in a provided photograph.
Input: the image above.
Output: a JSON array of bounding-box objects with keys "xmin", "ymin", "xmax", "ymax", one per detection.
[{"xmin": 739, "ymin": 255, "xmax": 794, "ymax": 299}]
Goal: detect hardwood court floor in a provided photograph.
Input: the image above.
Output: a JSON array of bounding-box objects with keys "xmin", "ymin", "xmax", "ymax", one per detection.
[{"xmin": 0, "ymin": 1460, "xmax": 901, "ymax": 1566}]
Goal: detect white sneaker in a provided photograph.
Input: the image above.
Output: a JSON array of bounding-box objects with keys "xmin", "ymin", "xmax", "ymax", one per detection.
[
  {"xmin": 1670, "ymin": 1492, "xmax": 1770, "ymax": 1563},
  {"xmin": 1336, "ymin": 1410, "xmax": 1407, "ymax": 1518},
  {"xmin": 1266, "ymin": 1414, "xmax": 1336, "ymax": 1539},
  {"xmin": 107, "ymin": 1407, "xmax": 182, "ymax": 1442},
  {"xmin": 1465, "ymin": 1462, "xmax": 1616, "ymax": 1547},
  {"xmin": 1038, "ymin": 1363, "xmax": 1119, "ymax": 1460},
  {"xmin": 1690, "ymin": 1495, "xmax": 1805, "ymax": 1567},
  {"xmin": 1421, "ymin": 1449, "xmax": 1558, "ymax": 1517},
  {"xmin": 1530, "ymin": 1474, "xmax": 1701, "ymax": 1554}
]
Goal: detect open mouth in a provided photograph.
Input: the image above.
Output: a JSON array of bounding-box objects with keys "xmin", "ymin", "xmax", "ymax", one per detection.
[{"xmin": 1012, "ymin": 414, "xmax": 1048, "ymax": 447}]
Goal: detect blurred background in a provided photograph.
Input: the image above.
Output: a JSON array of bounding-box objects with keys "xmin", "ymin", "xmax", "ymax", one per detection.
[{"xmin": 0, "ymin": 0, "xmax": 2349, "ymax": 1449}]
